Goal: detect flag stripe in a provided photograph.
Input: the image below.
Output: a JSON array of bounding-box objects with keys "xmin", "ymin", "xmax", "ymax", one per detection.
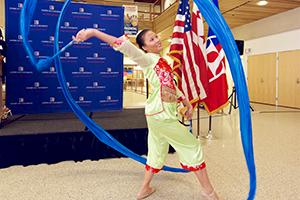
[{"xmin": 169, "ymin": 1, "xmax": 208, "ymax": 108}]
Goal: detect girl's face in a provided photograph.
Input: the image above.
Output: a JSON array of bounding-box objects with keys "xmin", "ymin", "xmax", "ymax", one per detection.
[{"xmin": 142, "ymin": 31, "xmax": 163, "ymax": 54}]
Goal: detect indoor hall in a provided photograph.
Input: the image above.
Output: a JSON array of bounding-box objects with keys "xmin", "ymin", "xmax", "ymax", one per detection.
[{"xmin": 1, "ymin": 0, "xmax": 300, "ymax": 200}]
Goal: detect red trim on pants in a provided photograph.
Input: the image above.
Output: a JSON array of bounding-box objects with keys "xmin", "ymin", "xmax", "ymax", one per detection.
[
  {"xmin": 145, "ymin": 164, "xmax": 161, "ymax": 174},
  {"xmin": 180, "ymin": 162, "xmax": 206, "ymax": 171}
]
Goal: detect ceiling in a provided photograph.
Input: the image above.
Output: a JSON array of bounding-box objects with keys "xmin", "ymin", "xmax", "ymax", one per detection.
[
  {"xmin": 75, "ymin": 0, "xmax": 300, "ymax": 44},
  {"xmin": 219, "ymin": 0, "xmax": 300, "ymax": 28},
  {"xmin": 134, "ymin": 0, "xmax": 159, "ymax": 3},
  {"xmin": 154, "ymin": 0, "xmax": 300, "ymax": 45}
]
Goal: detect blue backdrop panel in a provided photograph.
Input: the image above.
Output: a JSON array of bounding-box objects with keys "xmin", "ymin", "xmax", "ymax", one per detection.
[{"xmin": 5, "ymin": 0, "xmax": 124, "ymax": 114}]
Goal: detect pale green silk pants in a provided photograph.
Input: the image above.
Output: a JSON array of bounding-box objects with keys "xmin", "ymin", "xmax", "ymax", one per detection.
[{"xmin": 146, "ymin": 117, "xmax": 205, "ymax": 170}]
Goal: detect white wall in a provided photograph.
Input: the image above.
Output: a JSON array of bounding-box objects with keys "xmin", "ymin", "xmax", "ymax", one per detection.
[
  {"xmin": 232, "ymin": 7, "xmax": 300, "ymax": 41},
  {"xmin": 231, "ymin": 7, "xmax": 300, "ymax": 85},
  {"xmin": 240, "ymin": 28, "xmax": 300, "ymax": 82},
  {"xmin": 244, "ymin": 29, "xmax": 300, "ymax": 56}
]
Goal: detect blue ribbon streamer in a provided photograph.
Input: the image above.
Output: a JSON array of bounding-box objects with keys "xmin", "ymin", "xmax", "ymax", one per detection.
[
  {"xmin": 20, "ymin": 0, "xmax": 257, "ymax": 194},
  {"xmin": 20, "ymin": 0, "xmax": 187, "ymax": 173},
  {"xmin": 193, "ymin": 0, "xmax": 257, "ymax": 199},
  {"xmin": 20, "ymin": 0, "xmax": 74, "ymax": 71}
]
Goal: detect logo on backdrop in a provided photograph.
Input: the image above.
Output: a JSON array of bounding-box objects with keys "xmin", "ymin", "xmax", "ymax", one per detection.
[
  {"xmin": 61, "ymin": 21, "xmax": 79, "ymax": 32},
  {"xmin": 76, "ymin": 96, "xmax": 92, "ymax": 104},
  {"xmin": 99, "ymin": 96, "xmax": 119, "ymax": 103},
  {"xmin": 100, "ymin": 9, "xmax": 120, "ymax": 18},
  {"xmin": 26, "ymin": 51, "xmax": 48, "ymax": 60},
  {"xmin": 86, "ymin": 52, "xmax": 106, "ymax": 63},
  {"xmin": 8, "ymin": 35, "xmax": 31, "ymax": 45},
  {"xmin": 10, "ymin": 97, "xmax": 33, "ymax": 105},
  {"xmin": 8, "ymin": 2, "xmax": 23, "ymax": 12},
  {"xmin": 30, "ymin": 20, "xmax": 49, "ymax": 29},
  {"xmin": 60, "ymin": 51, "xmax": 78, "ymax": 62},
  {"xmin": 42, "ymin": 67, "xmax": 57, "ymax": 75},
  {"xmin": 86, "ymin": 81, "xmax": 106, "ymax": 90},
  {"xmin": 10, "ymin": 66, "xmax": 33, "ymax": 75},
  {"xmin": 71, "ymin": 7, "xmax": 92, "ymax": 18},
  {"xmin": 41, "ymin": 97, "xmax": 64, "ymax": 105},
  {"xmin": 99, "ymin": 67, "xmax": 119, "ymax": 76},
  {"xmin": 57, "ymin": 82, "xmax": 78, "ymax": 90},
  {"xmin": 92, "ymin": 24, "xmax": 106, "ymax": 32},
  {"xmin": 72, "ymin": 66, "xmax": 92, "ymax": 75},
  {"xmin": 41, "ymin": 5, "xmax": 60, "ymax": 15},
  {"xmin": 41, "ymin": 36, "xmax": 63, "ymax": 46},
  {"xmin": 26, "ymin": 82, "xmax": 48, "ymax": 90}
]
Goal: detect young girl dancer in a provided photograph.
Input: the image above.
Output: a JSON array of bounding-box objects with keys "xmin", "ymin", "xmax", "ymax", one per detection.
[{"xmin": 73, "ymin": 28, "xmax": 220, "ymax": 200}]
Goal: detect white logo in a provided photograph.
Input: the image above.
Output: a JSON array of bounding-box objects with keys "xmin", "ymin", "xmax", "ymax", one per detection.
[
  {"xmin": 18, "ymin": 35, "xmax": 23, "ymax": 40},
  {"xmin": 34, "ymin": 20, "xmax": 39, "ymax": 25},
  {"xmin": 50, "ymin": 67, "xmax": 55, "ymax": 72},
  {"xmin": 66, "ymin": 82, "xmax": 70, "ymax": 87},
  {"xmin": 49, "ymin": 36, "xmax": 54, "ymax": 41},
  {"xmin": 79, "ymin": 96, "xmax": 84, "ymax": 101},
  {"xmin": 34, "ymin": 82, "xmax": 40, "ymax": 87},
  {"xmin": 18, "ymin": 66, "xmax": 24, "ymax": 72},
  {"xmin": 107, "ymin": 96, "xmax": 111, "ymax": 100},
  {"xmin": 19, "ymin": 98, "xmax": 24, "ymax": 103},
  {"xmin": 64, "ymin": 22, "xmax": 69, "ymax": 27},
  {"xmin": 79, "ymin": 8, "xmax": 84, "ymax": 13},
  {"xmin": 49, "ymin": 5, "xmax": 55, "ymax": 10},
  {"xmin": 50, "ymin": 97, "xmax": 55, "ymax": 102},
  {"xmin": 93, "ymin": 53, "xmax": 98, "ymax": 58},
  {"xmin": 93, "ymin": 82, "xmax": 98, "ymax": 87},
  {"xmin": 18, "ymin": 3, "xmax": 23, "ymax": 8},
  {"xmin": 107, "ymin": 67, "xmax": 112, "ymax": 72},
  {"xmin": 79, "ymin": 67, "xmax": 84, "ymax": 72},
  {"xmin": 93, "ymin": 24, "xmax": 98, "ymax": 28},
  {"xmin": 107, "ymin": 10, "xmax": 112, "ymax": 15},
  {"xmin": 34, "ymin": 51, "xmax": 40, "ymax": 56},
  {"xmin": 65, "ymin": 52, "xmax": 70, "ymax": 57}
]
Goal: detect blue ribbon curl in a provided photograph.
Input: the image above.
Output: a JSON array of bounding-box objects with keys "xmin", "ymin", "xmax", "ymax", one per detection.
[
  {"xmin": 193, "ymin": 0, "xmax": 257, "ymax": 199},
  {"xmin": 20, "ymin": 0, "xmax": 256, "ymax": 196},
  {"xmin": 20, "ymin": 0, "xmax": 187, "ymax": 173}
]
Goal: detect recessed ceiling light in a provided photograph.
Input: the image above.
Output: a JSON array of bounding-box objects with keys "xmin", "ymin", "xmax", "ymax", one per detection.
[{"xmin": 257, "ymin": 0, "xmax": 268, "ymax": 6}]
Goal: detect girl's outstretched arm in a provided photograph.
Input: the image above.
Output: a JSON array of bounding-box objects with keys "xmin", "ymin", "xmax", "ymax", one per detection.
[
  {"xmin": 73, "ymin": 28, "xmax": 154, "ymax": 69},
  {"xmin": 73, "ymin": 28, "xmax": 118, "ymax": 45}
]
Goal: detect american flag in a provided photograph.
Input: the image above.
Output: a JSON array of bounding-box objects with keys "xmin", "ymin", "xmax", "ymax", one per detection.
[
  {"xmin": 168, "ymin": 0, "xmax": 208, "ymax": 108},
  {"xmin": 203, "ymin": 0, "xmax": 228, "ymax": 113}
]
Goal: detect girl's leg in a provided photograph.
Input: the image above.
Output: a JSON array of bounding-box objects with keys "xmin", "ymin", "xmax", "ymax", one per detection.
[
  {"xmin": 150, "ymin": 119, "xmax": 220, "ymax": 199},
  {"xmin": 194, "ymin": 168, "xmax": 219, "ymax": 200},
  {"xmin": 136, "ymin": 117, "xmax": 168, "ymax": 199},
  {"xmin": 137, "ymin": 170, "xmax": 156, "ymax": 199}
]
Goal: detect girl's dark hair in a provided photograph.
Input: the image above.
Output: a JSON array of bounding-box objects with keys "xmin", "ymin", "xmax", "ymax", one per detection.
[{"xmin": 136, "ymin": 29, "xmax": 150, "ymax": 52}]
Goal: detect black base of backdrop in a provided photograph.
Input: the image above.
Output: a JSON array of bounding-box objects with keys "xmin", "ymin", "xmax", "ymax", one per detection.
[
  {"xmin": 0, "ymin": 109, "xmax": 175, "ymax": 169},
  {"xmin": 0, "ymin": 129, "xmax": 148, "ymax": 168}
]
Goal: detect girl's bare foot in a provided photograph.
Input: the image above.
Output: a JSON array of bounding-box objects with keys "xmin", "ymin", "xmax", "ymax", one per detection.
[
  {"xmin": 137, "ymin": 187, "xmax": 156, "ymax": 200},
  {"xmin": 201, "ymin": 190, "xmax": 220, "ymax": 200}
]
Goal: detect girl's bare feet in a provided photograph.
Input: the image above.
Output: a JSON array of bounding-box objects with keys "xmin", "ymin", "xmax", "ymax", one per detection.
[
  {"xmin": 201, "ymin": 190, "xmax": 220, "ymax": 200},
  {"xmin": 137, "ymin": 187, "xmax": 156, "ymax": 200}
]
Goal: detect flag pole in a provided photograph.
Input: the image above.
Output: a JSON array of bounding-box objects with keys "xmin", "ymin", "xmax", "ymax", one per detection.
[{"xmin": 197, "ymin": 103, "xmax": 200, "ymax": 138}]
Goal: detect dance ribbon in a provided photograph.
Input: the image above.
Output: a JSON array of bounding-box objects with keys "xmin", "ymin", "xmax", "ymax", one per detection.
[
  {"xmin": 20, "ymin": 0, "xmax": 74, "ymax": 71},
  {"xmin": 20, "ymin": 0, "xmax": 186, "ymax": 173},
  {"xmin": 193, "ymin": 0, "xmax": 257, "ymax": 199}
]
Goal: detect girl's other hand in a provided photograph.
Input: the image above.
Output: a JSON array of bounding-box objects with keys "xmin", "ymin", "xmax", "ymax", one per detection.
[{"xmin": 72, "ymin": 28, "xmax": 93, "ymax": 42}]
